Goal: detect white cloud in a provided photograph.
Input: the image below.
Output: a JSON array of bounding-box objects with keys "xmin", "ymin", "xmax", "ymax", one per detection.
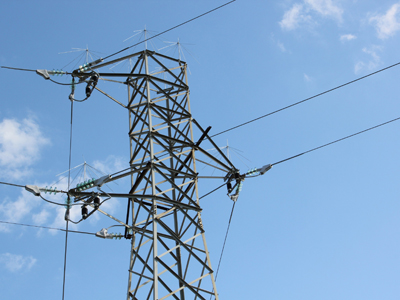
[
  {"xmin": 0, "ymin": 190, "xmax": 41, "ymax": 231},
  {"xmin": 0, "ymin": 253, "xmax": 37, "ymax": 272},
  {"xmin": 280, "ymin": 4, "xmax": 308, "ymax": 30},
  {"xmin": 0, "ymin": 118, "xmax": 50, "ymax": 180},
  {"xmin": 0, "ymin": 177, "xmax": 67, "ymax": 233},
  {"xmin": 305, "ymin": 0, "xmax": 343, "ymax": 21},
  {"xmin": 92, "ymin": 155, "xmax": 125, "ymax": 175},
  {"xmin": 32, "ymin": 209, "xmax": 50, "ymax": 225},
  {"xmin": 280, "ymin": 0, "xmax": 343, "ymax": 31},
  {"xmin": 0, "ymin": 223, "xmax": 10, "ymax": 232},
  {"xmin": 340, "ymin": 34, "xmax": 357, "ymax": 42},
  {"xmin": 370, "ymin": 3, "xmax": 400, "ymax": 39},
  {"xmin": 354, "ymin": 46, "xmax": 382, "ymax": 74},
  {"xmin": 354, "ymin": 62, "xmax": 363, "ymax": 74},
  {"xmin": 270, "ymin": 33, "xmax": 289, "ymax": 52}
]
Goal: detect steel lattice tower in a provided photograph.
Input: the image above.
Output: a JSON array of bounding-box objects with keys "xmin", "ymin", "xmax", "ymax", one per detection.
[{"xmin": 70, "ymin": 50, "xmax": 239, "ymax": 300}]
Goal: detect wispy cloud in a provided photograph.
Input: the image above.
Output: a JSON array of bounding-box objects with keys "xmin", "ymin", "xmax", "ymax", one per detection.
[
  {"xmin": 0, "ymin": 253, "xmax": 36, "ymax": 272},
  {"xmin": 280, "ymin": 0, "xmax": 343, "ymax": 31},
  {"xmin": 92, "ymin": 155, "xmax": 126, "ymax": 175},
  {"xmin": 0, "ymin": 118, "xmax": 50, "ymax": 180},
  {"xmin": 369, "ymin": 3, "xmax": 400, "ymax": 39},
  {"xmin": 354, "ymin": 46, "xmax": 383, "ymax": 74},
  {"xmin": 0, "ymin": 175, "xmax": 68, "ymax": 233},
  {"xmin": 32, "ymin": 209, "xmax": 50, "ymax": 225},
  {"xmin": 304, "ymin": 73, "xmax": 313, "ymax": 82},
  {"xmin": 277, "ymin": 41, "xmax": 287, "ymax": 52},
  {"xmin": 340, "ymin": 34, "xmax": 357, "ymax": 42},
  {"xmin": 305, "ymin": 0, "xmax": 343, "ymax": 22},
  {"xmin": 0, "ymin": 191, "xmax": 41, "ymax": 232},
  {"xmin": 271, "ymin": 33, "xmax": 288, "ymax": 52},
  {"xmin": 280, "ymin": 4, "xmax": 308, "ymax": 30}
]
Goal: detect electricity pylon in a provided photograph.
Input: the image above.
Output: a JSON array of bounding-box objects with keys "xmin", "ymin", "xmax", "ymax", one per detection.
[{"xmin": 66, "ymin": 49, "xmax": 240, "ymax": 300}]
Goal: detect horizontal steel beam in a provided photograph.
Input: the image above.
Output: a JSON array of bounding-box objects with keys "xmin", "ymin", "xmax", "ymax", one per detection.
[{"xmin": 70, "ymin": 191, "xmax": 202, "ymax": 212}]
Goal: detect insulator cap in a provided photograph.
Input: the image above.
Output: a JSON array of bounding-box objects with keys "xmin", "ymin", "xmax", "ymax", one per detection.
[{"xmin": 81, "ymin": 206, "xmax": 88, "ymax": 219}]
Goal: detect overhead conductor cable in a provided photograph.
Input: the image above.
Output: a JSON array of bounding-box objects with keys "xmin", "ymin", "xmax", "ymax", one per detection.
[{"xmin": 211, "ymin": 61, "xmax": 400, "ymax": 138}]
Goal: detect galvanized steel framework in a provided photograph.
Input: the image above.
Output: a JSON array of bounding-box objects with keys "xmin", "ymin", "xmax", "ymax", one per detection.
[{"xmin": 79, "ymin": 50, "xmax": 238, "ymax": 300}]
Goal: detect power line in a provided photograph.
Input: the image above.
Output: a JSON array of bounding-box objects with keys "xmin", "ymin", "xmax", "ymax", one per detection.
[
  {"xmin": 205, "ymin": 115, "xmax": 400, "ymax": 295},
  {"xmin": 39, "ymin": 195, "xmax": 81, "ymax": 207},
  {"xmin": 214, "ymin": 201, "xmax": 236, "ymax": 281},
  {"xmin": 272, "ymin": 115, "xmax": 400, "ymax": 166},
  {"xmin": 0, "ymin": 66, "xmax": 37, "ymax": 72},
  {"xmin": 201, "ymin": 116, "xmax": 400, "ymax": 201},
  {"xmin": 1, "ymin": 2, "xmax": 236, "ymax": 76},
  {"xmin": 210, "ymin": 61, "xmax": 400, "ymax": 138},
  {"xmin": 62, "ymin": 96, "xmax": 74, "ymax": 300},
  {"xmin": 1, "ymin": 66, "xmax": 73, "ymax": 77},
  {"xmin": 206, "ymin": 115, "xmax": 400, "ymax": 284},
  {"xmin": 209, "ymin": 201, "xmax": 237, "ymax": 300},
  {"xmin": 6, "ymin": 118, "xmax": 398, "ymax": 205},
  {"xmin": 199, "ymin": 182, "xmax": 226, "ymax": 200},
  {"xmin": 0, "ymin": 181, "xmax": 25, "ymax": 188},
  {"xmin": 0, "ymin": 220, "xmax": 95, "ymax": 236},
  {"xmin": 103, "ymin": 0, "xmax": 236, "ymax": 61}
]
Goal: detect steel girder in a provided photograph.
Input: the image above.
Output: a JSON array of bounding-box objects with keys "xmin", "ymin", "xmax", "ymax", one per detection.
[{"xmin": 76, "ymin": 50, "xmax": 237, "ymax": 300}]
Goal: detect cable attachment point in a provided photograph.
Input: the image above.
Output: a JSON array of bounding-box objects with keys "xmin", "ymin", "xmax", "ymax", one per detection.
[
  {"xmin": 64, "ymin": 197, "xmax": 72, "ymax": 210},
  {"xmin": 259, "ymin": 164, "xmax": 272, "ymax": 175},
  {"xmin": 79, "ymin": 64, "xmax": 90, "ymax": 73},
  {"xmin": 83, "ymin": 194, "xmax": 101, "ymax": 208},
  {"xmin": 76, "ymin": 178, "xmax": 96, "ymax": 191},
  {"xmin": 228, "ymin": 180, "xmax": 244, "ymax": 202},
  {"xmin": 25, "ymin": 185, "xmax": 41, "ymax": 196},
  {"xmin": 71, "ymin": 175, "xmax": 111, "ymax": 194},
  {"xmin": 224, "ymin": 167, "xmax": 240, "ymax": 182},
  {"xmin": 95, "ymin": 228, "xmax": 123, "ymax": 240},
  {"xmin": 64, "ymin": 197, "xmax": 72, "ymax": 221},
  {"xmin": 36, "ymin": 69, "xmax": 67, "ymax": 80},
  {"xmin": 25, "ymin": 185, "xmax": 63, "ymax": 196},
  {"xmin": 224, "ymin": 169, "xmax": 244, "ymax": 202},
  {"xmin": 245, "ymin": 164, "xmax": 272, "ymax": 176},
  {"xmin": 125, "ymin": 228, "xmax": 133, "ymax": 239},
  {"xmin": 85, "ymin": 73, "xmax": 99, "ymax": 98},
  {"xmin": 69, "ymin": 77, "xmax": 76, "ymax": 101},
  {"xmin": 81, "ymin": 205, "xmax": 88, "ymax": 219},
  {"xmin": 78, "ymin": 58, "xmax": 103, "ymax": 73},
  {"xmin": 51, "ymin": 69, "xmax": 65, "ymax": 76},
  {"xmin": 246, "ymin": 167, "xmax": 259, "ymax": 176},
  {"xmin": 44, "ymin": 186, "xmax": 57, "ymax": 195}
]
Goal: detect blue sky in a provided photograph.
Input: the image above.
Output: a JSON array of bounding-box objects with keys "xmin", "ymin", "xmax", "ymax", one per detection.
[{"xmin": 1, "ymin": 1, "xmax": 400, "ymax": 299}]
